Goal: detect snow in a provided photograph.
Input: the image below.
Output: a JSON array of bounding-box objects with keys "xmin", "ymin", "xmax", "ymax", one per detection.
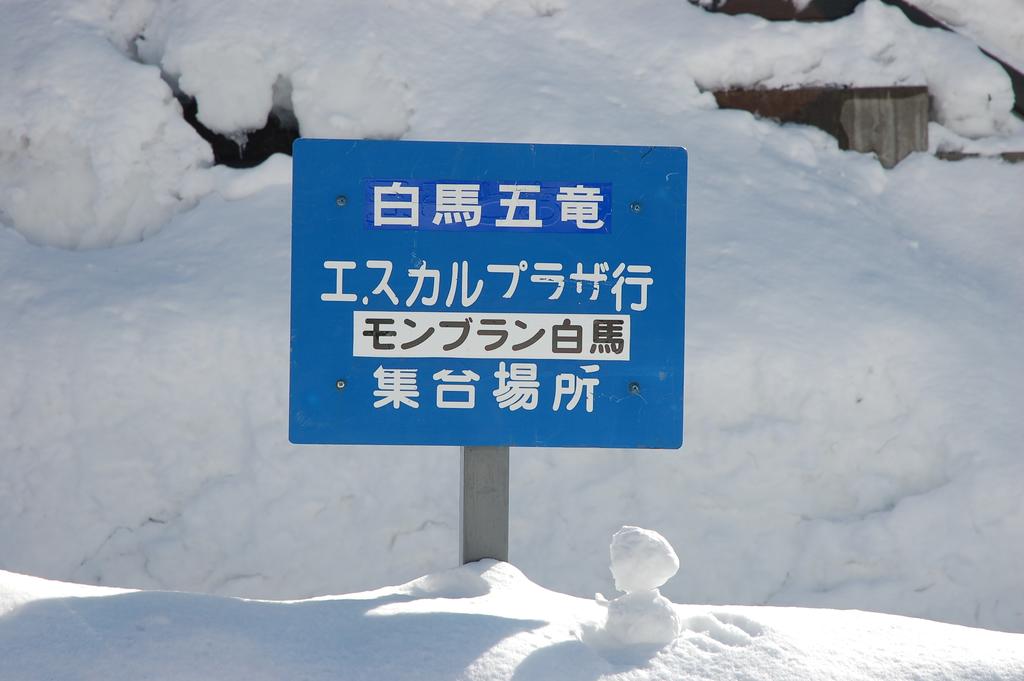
[
  {"xmin": 139, "ymin": 0, "xmax": 1017, "ymax": 141},
  {"xmin": 1, "ymin": 0, "xmax": 1023, "ymax": 652},
  {"xmin": 2, "ymin": 0, "xmax": 1020, "ymax": 248},
  {"xmin": 597, "ymin": 589, "xmax": 683, "ymax": 649},
  {"xmin": 2, "ymin": 559, "xmax": 1023, "ymax": 681},
  {"xmin": 684, "ymin": 1, "xmax": 1019, "ymax": 138},
  {"xmin": 609, "ymin": 527, "xmax": 679, "ymax": 594},
  {"xmin": 0, "ymin": 0, "xmax": 210, "ymax": 249},
  {"xmin": 908, "ymin": 0, "xmax": 1024, "ymax": 72},
  {"xmin": 590, "ymin": 526, "xmax": 683, "ymax": 648}
]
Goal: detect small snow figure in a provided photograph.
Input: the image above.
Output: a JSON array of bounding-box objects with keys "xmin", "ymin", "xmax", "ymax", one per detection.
[{"xmin": 599, "ymin": 526, "xmax": 681, "ymax": 648}]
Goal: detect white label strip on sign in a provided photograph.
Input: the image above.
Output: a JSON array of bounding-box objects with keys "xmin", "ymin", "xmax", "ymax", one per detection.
[{"xmin": 353, "ymin": 311, "xmax": 630, "ymax": 361}]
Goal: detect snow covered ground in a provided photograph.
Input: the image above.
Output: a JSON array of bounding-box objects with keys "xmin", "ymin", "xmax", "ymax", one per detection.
[
  {"xmin": 2, "ymin": 0, "xmax": 1023, "ymax": 651},
  {"xmin": 3, "ymin": 555, "xmax": 1023, "ymax": 680}
]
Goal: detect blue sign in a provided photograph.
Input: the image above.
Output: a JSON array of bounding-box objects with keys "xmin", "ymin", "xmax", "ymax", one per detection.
[{"xmin": 290, "ymin": 139, "xmax": 686, "ymax": 448}]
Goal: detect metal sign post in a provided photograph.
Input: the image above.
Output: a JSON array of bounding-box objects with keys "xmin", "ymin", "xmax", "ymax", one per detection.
[
  {"xmin": 460, "ymin": 445, "xmax": 509, "ymax": 563},
  {"xmin": 289, "ymin": 139, "xmax": 687, "ymax": 565}
]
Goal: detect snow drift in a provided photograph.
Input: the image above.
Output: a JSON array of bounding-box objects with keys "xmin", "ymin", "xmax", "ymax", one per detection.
[{"xmin": 2, "ymin": 559, "xmax": 1023, "ymax": 681}]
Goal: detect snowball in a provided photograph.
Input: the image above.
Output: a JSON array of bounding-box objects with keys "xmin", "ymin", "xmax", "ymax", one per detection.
[
  {"xmin": 603, "ymin": 589, "xmax": 682, "ymax": 647},
  {"xmin": 610, "ymin": 526, "xmax": 679, "ymax": 594}
]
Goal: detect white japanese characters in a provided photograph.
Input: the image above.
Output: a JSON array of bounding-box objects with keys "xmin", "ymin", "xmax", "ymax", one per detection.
[
  {"xmin": 553, "ymin": 364, "xmax": 600, "ymax": 413},
  {"xmin": 323, "ymin": 259, "xmax": 653, "ymax": 312},
  {"xmin": 372, "ymin": 366, "xmax": 419, "ymax": 409},
  {"xmin": 373, "ymin": 182, "xmax": 419, "ymax": 227},
  {"xmin": 556, "ymin": 185, "xmax": 605, "ymax": 229},
  {"xmin": 369, "ymin": 181, "xmax": 610, "ymax": 232},
  {"xmin": 372, "ymin": 362, "xmax": 601, "ymax": 413},
  {"xmin": 433, "ymin": 369, "xmax": 480, "ymax": 409},
  {"xmin": 433, "ymin": 184, "xmax": 481, "ymax": 227},
  {"xmin": 493, "ymin": 362, "xmax": 539, "ymax": 411},
  {"xmin": 496, "ymin": 184, "xmax": 542, "ymax": 228}
]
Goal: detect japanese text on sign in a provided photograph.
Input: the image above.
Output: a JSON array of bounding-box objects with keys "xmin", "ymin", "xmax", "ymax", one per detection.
[
  {"xmin": 354, "ymin": 312, "xmax": 630, "ymax": 360},
  {"xmin": 290, "ymin": 139, "xmax": 687, "ymax": 447},
  {"xmin": 323, "ymin": 259, "xmax": 653, "ymax": 312},
  {"xmin": 371, "ymin": 362, "xmax": 602, "ymax": 413},
  {"xmin": 365, "ymin": 180, "xmax": 613, "ymax": 233}
]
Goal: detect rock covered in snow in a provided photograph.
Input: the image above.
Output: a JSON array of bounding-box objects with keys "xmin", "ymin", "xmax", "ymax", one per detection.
[{"xmin": 610, "ymin": 526, "xmax": 679, "ymax": 594}]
